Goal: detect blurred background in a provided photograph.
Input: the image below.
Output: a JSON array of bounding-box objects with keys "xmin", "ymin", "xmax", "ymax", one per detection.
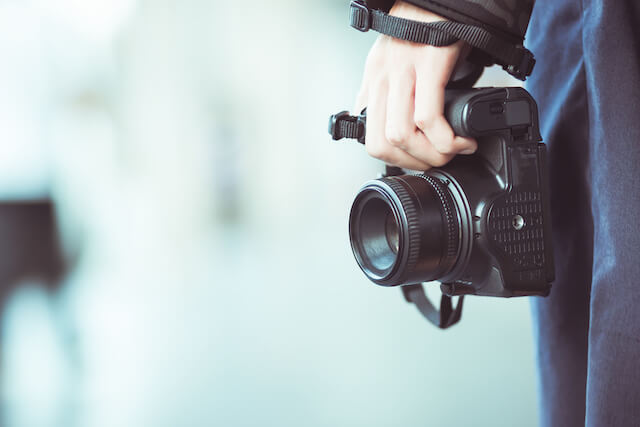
[{"xmin": 0, "ymin": 1, "xmax": 537, "ymax": 426}]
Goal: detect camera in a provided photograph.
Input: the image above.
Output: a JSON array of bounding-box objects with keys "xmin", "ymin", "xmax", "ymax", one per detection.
[{"xmin": 330, "ymin": 87, "xmax": 555, "ymax": 327}]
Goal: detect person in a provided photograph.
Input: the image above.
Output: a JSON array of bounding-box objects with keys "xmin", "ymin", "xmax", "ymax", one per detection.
[{"xmin": 355, "ymin": 0, "xmax": 640, "ymax": 425}]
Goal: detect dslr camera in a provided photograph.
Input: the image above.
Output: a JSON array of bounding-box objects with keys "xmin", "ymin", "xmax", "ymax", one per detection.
[{"xmin": 329, "ymin": 87, "xmax": 554, "ymax": 328}]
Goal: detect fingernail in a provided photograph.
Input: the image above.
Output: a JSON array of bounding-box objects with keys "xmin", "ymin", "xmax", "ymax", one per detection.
[{"xmin": 460, "ymin": 147, "xmax": 477, "ymax": 155}]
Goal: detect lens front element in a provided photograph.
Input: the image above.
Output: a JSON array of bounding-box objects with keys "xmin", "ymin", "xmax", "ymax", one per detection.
[
  {"xmin": 356, "ymin": 197, "xmax": 398, "ymax": 274},
  {"xmin": 385, "ymin": 212, "xmax": 399, "ymax": 255}
]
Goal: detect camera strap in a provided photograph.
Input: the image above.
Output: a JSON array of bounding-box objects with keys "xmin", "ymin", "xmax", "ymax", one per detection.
[
  {"xmin": 349, "ymin": 0, "xmax": 535, "ymax": 81},
  {"xmin": 402, "ymin": 284, "xmax": 464, "ymax": 329}
]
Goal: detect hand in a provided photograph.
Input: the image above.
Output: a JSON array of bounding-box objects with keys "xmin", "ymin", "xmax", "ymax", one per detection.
[{"xmin": 354, "ymin": 1, "xmax": 478, "ymax": 171}]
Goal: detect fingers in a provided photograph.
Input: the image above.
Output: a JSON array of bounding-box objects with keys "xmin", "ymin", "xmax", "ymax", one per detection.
[
  {"xmin": 385, "ymin": 67, "xmax": 415, "ymax": 152},
  {"xmin": 414, "ymin": 45, "xmax": 477, "ymax": 156},
  {"xmin": 385, "ymin": 68, "xmax": 454, "ymax": 167},
  {"xmin": 366, "ymin": 76, "xmax": 431, "ymax": 171},
  {"xmin": 354, "ymin": 85, "xmax": 367, "ymax": 116},
  {"xmin": 356, "ymin": 37, "xmax": 478, "ymax": 170},
  {"xmin": 354, "ymin": 38, "xmax": 384, "ymax": 114},
  {"xmin": 354, "ymin": 69, "xmax": 370, "ymax": 115}
]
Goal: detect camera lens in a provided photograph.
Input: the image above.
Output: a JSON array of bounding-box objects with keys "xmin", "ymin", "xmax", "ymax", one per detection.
[
  {"xmin": 349, "ymin": 174, "xmax": 461, "ymax": 286},
  {"xmin": 385, "ymin": 212, "xmax": 399, "ymax": 255},
  {"xmin": 353, "ymin": 198, "xmax": 399, "ymax": 274}
]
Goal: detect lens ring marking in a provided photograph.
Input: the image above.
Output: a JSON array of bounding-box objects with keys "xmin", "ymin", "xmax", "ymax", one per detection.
[{"xmin": 418, "ymin": 174, "xmax": 459, "ymax": 264}]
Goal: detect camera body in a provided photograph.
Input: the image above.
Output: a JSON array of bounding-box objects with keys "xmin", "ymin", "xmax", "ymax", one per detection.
[{"xmin": 347, "ymin": 87, "xmax": 554, "ymax": 298}]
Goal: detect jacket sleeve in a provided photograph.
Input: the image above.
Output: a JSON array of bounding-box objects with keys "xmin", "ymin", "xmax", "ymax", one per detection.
[{"xmin": 368, "ymin": 0, "xmax": 534, "ymax": 43}]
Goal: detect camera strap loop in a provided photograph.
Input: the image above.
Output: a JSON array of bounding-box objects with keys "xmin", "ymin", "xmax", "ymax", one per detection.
[
  {"xmin": 349, "ymin": 0, "xmax": 535, "ymax": 81},
  {"xmin": 402, "ymin": 284, "xmax": 464, "ymax": 329}
]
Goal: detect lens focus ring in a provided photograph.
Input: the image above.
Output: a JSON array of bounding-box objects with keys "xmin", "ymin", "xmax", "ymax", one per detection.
[
  {"xmin": 419, "ymin": 174, "xmax": 459, "ymax": 263},
  {"xmin": 380, "ymin": 177, "xmax": 421, "ymax": 276}
]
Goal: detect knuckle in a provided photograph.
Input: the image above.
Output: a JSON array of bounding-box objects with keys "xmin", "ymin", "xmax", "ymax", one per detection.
[
  {"xmin": 365, "ymin": 143, "xmax": 390, "ymax": 162},
  {"xmin": 414, "ymin": 114, "xmax": 436, "ymax": 133},
  {"xmin": 384, "ymin": 125, "xmax": 410, "ymax": 147},
  {"xmin": 422, "ymin": 121, "xmax": 456, "ymax": 154}
]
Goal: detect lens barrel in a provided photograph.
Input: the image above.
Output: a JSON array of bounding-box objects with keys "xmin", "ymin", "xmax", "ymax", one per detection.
[{"xmin": 349, "ymin": 174, "xmax": 460, "ymax": 286}]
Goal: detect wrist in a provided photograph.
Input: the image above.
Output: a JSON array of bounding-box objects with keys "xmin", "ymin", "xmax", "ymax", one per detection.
[
  {"xmin": 389, "ymin": 0, "xmax": 447, "ymax": 23},
  {"xmin": 388, "ymin": 0, "xmax": 469, "ymax": 60}
]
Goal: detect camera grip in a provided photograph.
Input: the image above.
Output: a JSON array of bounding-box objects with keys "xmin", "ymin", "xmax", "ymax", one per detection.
[
  {"xmin": 328, "ymin": 93, "xmax": 469, "ymax": 143},
  {"xmin": 329, "ymin": 87, "xmax": 538, "ymax": 144},
  {"xmin": 443, "ymin": 89, "xmax": 479, "ymax": 138}
]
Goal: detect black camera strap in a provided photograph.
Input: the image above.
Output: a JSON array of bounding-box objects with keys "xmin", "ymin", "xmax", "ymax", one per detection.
[
  {"xmin": 402, "ymin": 284, "xmax": 464, "ymax": 329},
  {"xmin": 349, "ymin": 0, "xmax": 535, "ymax": 80}
]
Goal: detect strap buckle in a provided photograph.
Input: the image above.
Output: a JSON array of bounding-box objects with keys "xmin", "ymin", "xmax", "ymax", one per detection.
[
  {"xmin": 329, "ymin": 110, "xmax": 350, "ymax": 140},
  {"xmin": 504, "ymin": 47, "xmax": 536, "ymax": 81},
  {"xmin": 350, "ymin": 0, "xmax": 371, "ymax": 32},
  {"xmin": 328, "ymin": 110, "xmax": 367, "ymax": 144}
]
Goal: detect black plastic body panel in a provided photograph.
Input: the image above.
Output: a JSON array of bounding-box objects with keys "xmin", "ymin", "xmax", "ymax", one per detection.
[{"xmin": 434, "ymin": 87, "xmax": 554, "ymax": 297}]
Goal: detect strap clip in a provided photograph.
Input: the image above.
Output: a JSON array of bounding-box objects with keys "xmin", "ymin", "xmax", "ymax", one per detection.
[
  {"xmin": 504, "ymin": 47, "xmax": 536, "ymax": 80},
  {"xmin": 328, "ymin": 110, "xmax": 367, "ymax": 144},
  {"xmin": 329, "ymin": 110, "xmax": 350, "ymax": 140},
  {"xmin": 350, "ymin": 0, "xmax": 371, "ymax": 32}
]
